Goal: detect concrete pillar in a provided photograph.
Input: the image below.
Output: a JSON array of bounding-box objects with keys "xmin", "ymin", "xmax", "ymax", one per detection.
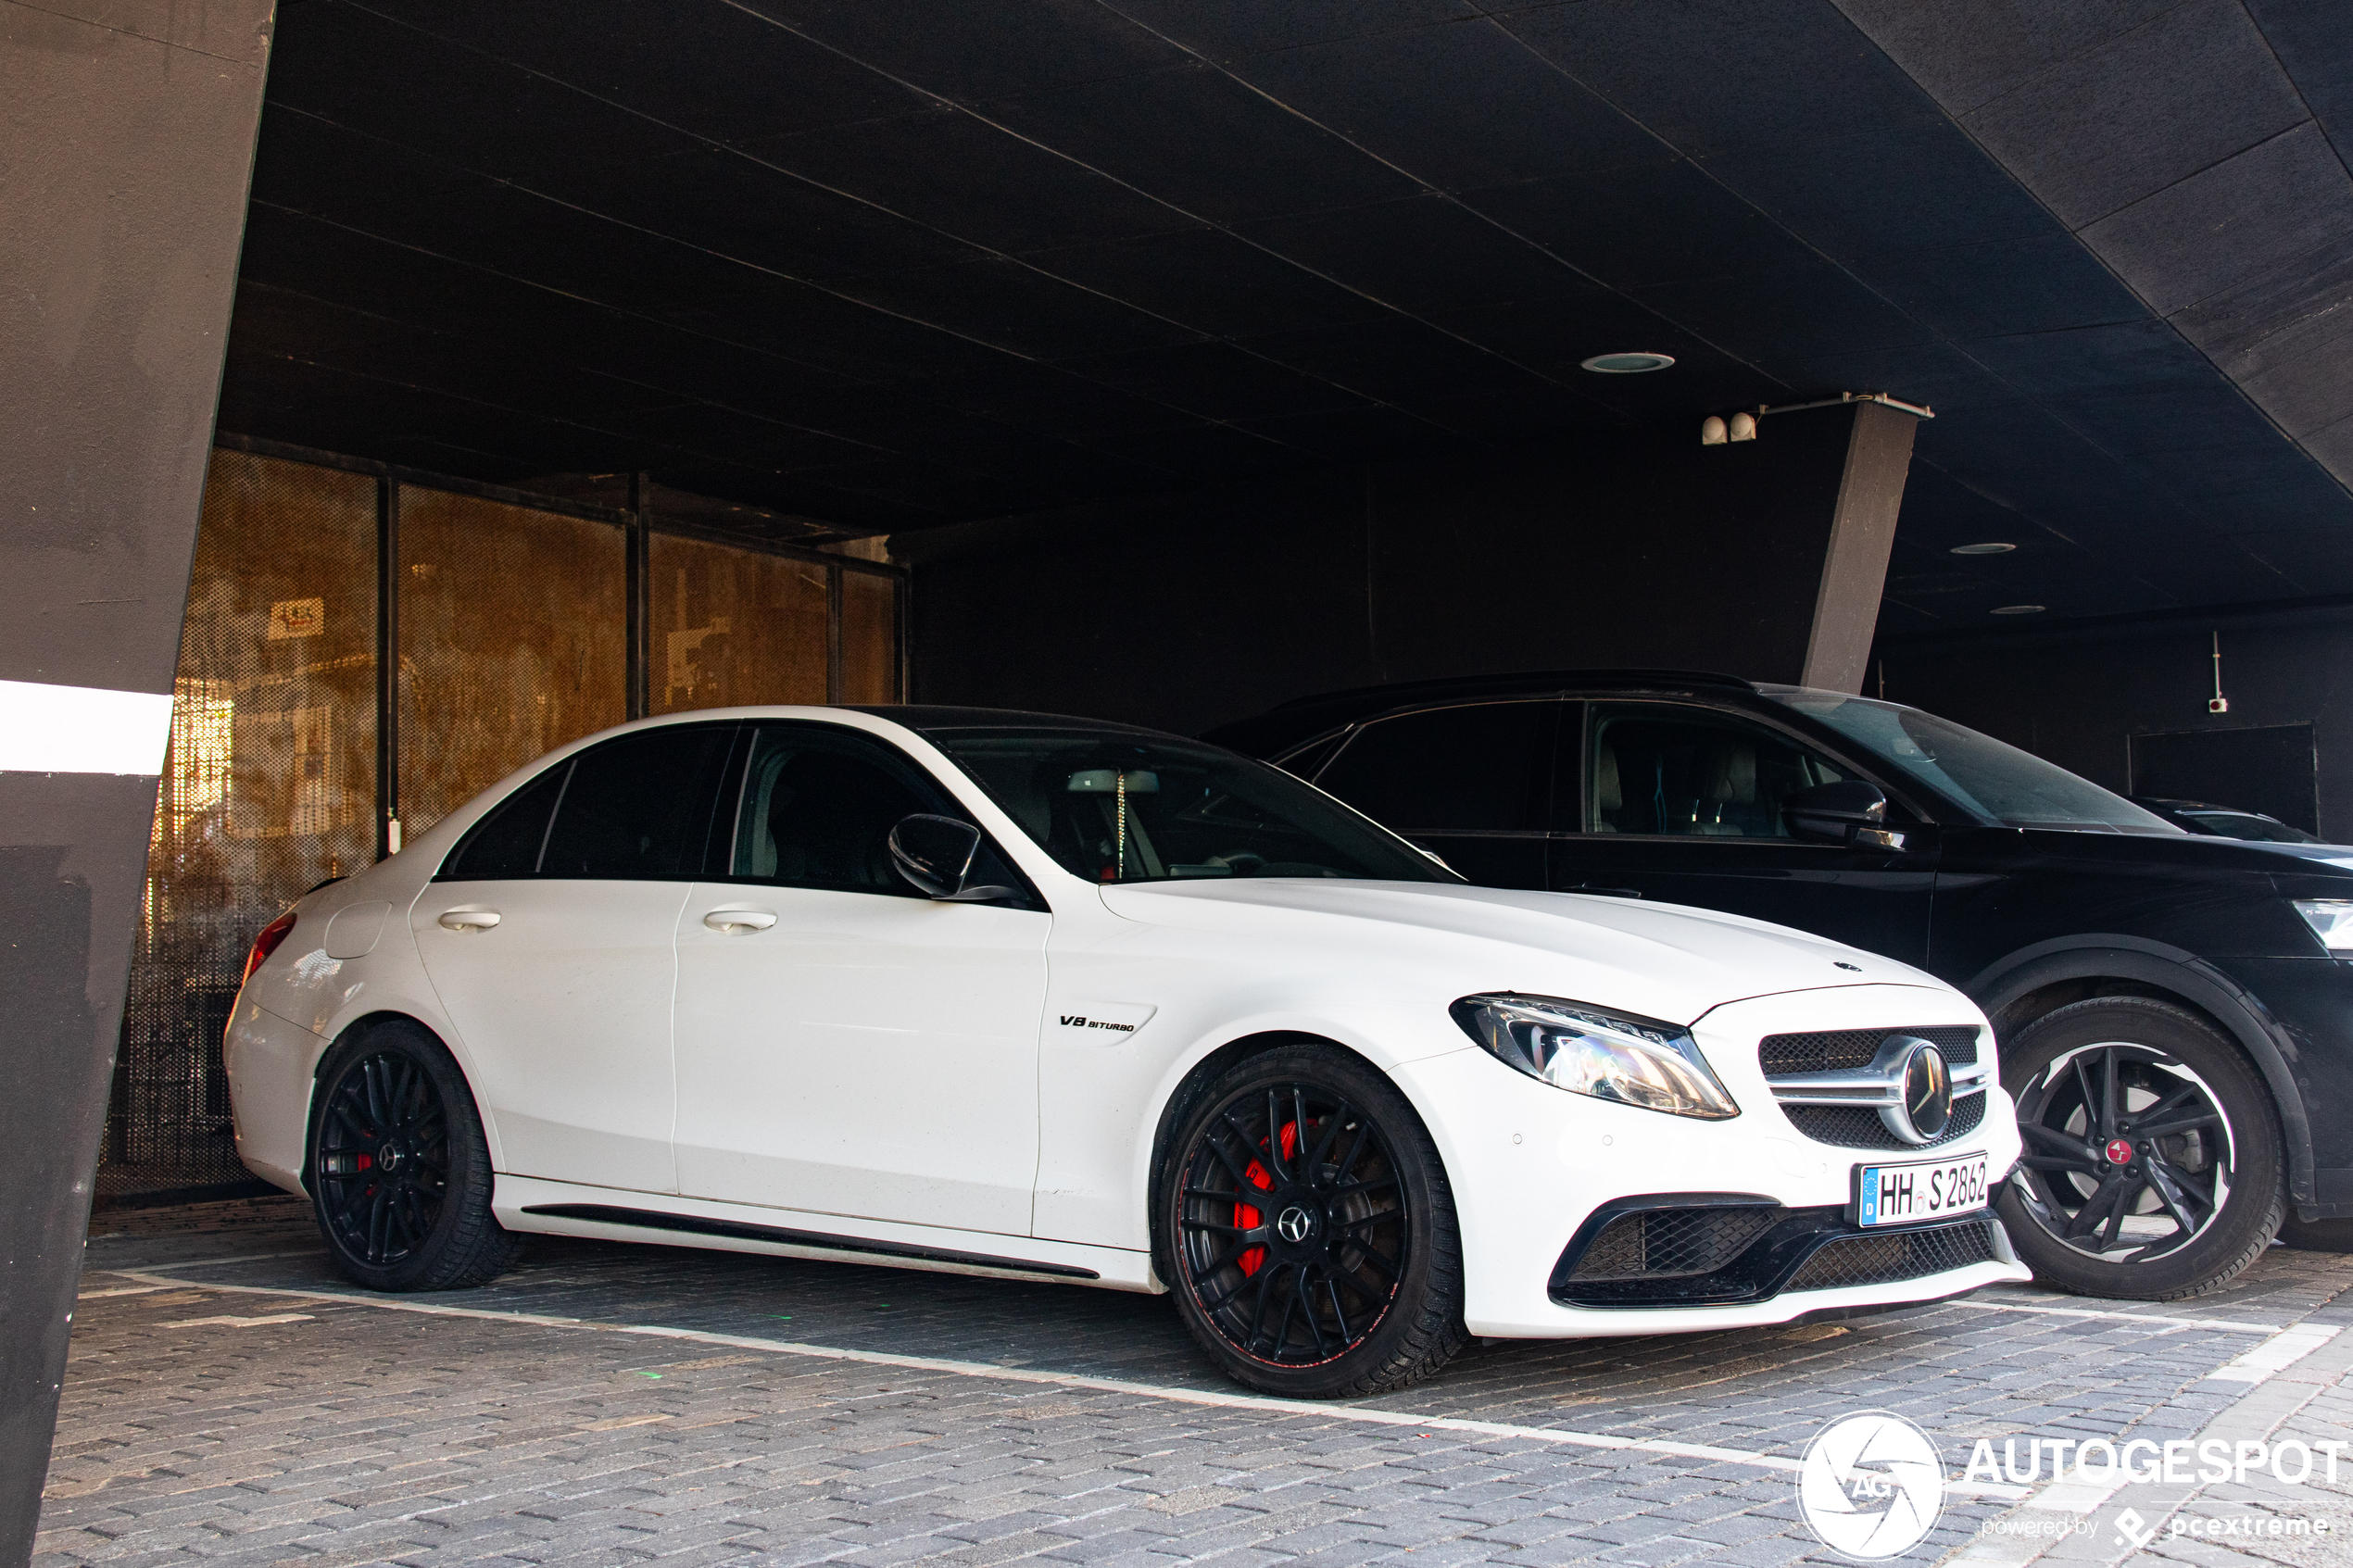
[
  {"xmin": 1802, "ymin": 400, "xmax": 1917, "ymax": 694},
  {"xmin": 0, "ymin": 4, "xmax": 274, "ymax": 1560}
]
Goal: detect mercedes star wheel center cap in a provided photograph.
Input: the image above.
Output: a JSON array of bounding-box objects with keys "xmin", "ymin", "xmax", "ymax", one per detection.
[
  {"xmin": 1896, "ymin": 1045, "xmax": 1953, "ymax": 1142},
  {"xmin": 1276, "ymin": 1205, "xmax": 1315, "ymax": 1244}
]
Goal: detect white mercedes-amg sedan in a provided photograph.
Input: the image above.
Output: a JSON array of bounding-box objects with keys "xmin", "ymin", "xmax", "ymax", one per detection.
[{"xmin": 227, "ymin": 706, "xmax": 2026, "ymax": 1396}]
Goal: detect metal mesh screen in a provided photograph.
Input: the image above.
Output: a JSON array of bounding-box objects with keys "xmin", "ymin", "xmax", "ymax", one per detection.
[
  {"xmin": 396, "ymin": 487, "xmax": 627, "ymax": 837},
  {"xmin": 840, "ymin": 567, "xmax": 900, "ymax": 704},
  {"xmin": 648, "ymin": 532, "xmax": 828, "ymax": 712},
  {"xmin": 105, "ymin": 449, "xmax": 378, "ymax": 1200}
]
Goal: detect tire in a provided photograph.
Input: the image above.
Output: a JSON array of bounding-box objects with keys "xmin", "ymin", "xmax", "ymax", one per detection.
[
  {"xmin": 308, "ymin": 1018, "xmax": 520, "ymax": 1291},
  {"xmin": 1155, "ymin": 1042, "xmax": 1466, "ymax": 1398},
  {"xmin": 2276, "ymin": 1215, "xmax": 2353, "ymax": 1252},
  {"xmin": 1994, "ymin": 997, "xmax": 2283, "ymax": 1300}
]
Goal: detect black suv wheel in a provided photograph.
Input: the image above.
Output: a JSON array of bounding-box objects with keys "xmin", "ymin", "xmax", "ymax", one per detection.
[
  {"xmin": 1995, "ymin": 997, "xmax": 2283, "ymax": 1299},
  {"xmin": 1157, "ymin": 1043, "xmax": 1466, "ymax": 1398}
]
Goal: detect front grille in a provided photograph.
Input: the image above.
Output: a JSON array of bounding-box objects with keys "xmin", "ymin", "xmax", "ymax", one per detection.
[
  {"xmin": 1783, "ymin": 1091, "xmax": 1986, "ymax": 1150},
  {"xmin": 1758, "ymin": 1025, "xmax": 1981, "ymax": 1076},
  {"xmin": 1783, "ymin": 1217, "xmax": 2000, "ymax": 1293},
  {"xmin": 1566, "ymin": 1206, "xmax": 1780, "ymax": 1282}
]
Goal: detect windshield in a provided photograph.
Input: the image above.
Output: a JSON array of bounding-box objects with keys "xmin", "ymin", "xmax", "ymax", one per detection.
[
  {"xmin": 1759, "ymin": 688, "xmax": 2181, "ymax": 834},
  {"xmin": 925, "ymin": 727, "xmax": 1459, "ymax": 884}
]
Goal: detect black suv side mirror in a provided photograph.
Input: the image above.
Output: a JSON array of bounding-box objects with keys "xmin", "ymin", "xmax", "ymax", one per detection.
[
  {"xmin": 888, "ymin": 814, "xmax": 1016, "ymax": 901},
  {"xmin": 1782, "ymin": 781, "xmax": 1907, "ymax": 850}
]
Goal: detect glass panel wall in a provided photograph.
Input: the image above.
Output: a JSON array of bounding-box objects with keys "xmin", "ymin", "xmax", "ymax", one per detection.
[
  {"xmin": 110, "ymin": 450, "xmax": 378, "ymax": 1198},
  {"xmin": 649, "ymin": 533, "xmax": 829, "ymax": 712},
  {"xmin": 396, "ymin": 488, "xmax": 628, "ymax": 837},
  {"xmin": 840, "ymin": 567, "xmax": 900, "ymax": 706}
]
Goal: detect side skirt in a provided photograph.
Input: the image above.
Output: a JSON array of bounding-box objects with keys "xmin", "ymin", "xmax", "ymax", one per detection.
[{"xmin": 494, "ymin": 1175, "xmax": 1163, "ymax": 1292}]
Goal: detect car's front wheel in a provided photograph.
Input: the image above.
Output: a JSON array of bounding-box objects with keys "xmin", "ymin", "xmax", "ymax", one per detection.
[
  {"xmin": 308, "ymin": 1019, "xmax": 520, "ymax": 1291},
  {"xmin": 1158, "ymin": 1042, "xmax": 1466, "ymax": 1398},
  {"xmin": 1994, "ymin": 997, "xmax": 2282, "ymax": 1299}
]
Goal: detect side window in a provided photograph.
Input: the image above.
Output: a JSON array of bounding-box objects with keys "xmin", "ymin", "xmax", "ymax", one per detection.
[
  {"xmin": 445, "ymin": 763, "xmax": 570, "ymax": 879},
  {"xmin": 730, "ymin": 725, "xmax": 1027, "ymax": 898},
  {"xmin": 1313, "ymin": 702, "xmax": 1557, "ymax": 832},
  {"xmin": 1587, "ymin": 705, "xmax": 1843, "ymax": 838},
  {"xmin": 538, "ymin": 726, "xmax": 736, "ymax": 878}
]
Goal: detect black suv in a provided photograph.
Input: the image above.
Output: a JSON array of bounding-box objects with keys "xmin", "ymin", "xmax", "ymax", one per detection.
[{"xmin": 1207, "ymin": 670, "xmax": 2353, "ymax": 1301}]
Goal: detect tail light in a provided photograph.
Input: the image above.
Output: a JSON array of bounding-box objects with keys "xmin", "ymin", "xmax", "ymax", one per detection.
[{"xmin": 242, "ymin": 909, "xmax": 297, "ymax": 986}]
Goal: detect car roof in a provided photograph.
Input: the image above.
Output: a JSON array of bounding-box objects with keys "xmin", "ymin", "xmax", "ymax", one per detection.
[
  {"xmin": 1199, "ymin": 669, "xmax": 1757, "ymax": 758},
  {"xmin": 848, "ymin": 705, "xmax": 1190, "ymax": 743}
]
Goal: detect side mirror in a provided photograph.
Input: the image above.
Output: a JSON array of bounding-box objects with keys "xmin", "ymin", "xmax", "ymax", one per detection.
[
  {"xmin": 1782, "ymin": 781, "xmax": 1906, "ymax": 850},
  {"xmin": 888, "ymin": 814, "xmax": 1015, "ymax": 902}
]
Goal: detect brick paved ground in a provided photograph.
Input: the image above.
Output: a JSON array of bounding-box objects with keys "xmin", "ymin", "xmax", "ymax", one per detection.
[{"xmin": 35, "ymin": 1198, "xmax": 2353, "ymax": 1568}]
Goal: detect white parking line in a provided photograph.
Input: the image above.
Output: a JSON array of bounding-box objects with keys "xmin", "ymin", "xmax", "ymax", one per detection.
[
  {"xmin": 100, "ymin": 1269, "xmax": 2031, "ymax": 1499},
  {"xmin": 2202, "ymin": 1322, "xmax": 2339, "ymax": 1383},
  {"xmin": 1969, "ymin": 1298, "xmax": 2294, "ymax": 1335}
]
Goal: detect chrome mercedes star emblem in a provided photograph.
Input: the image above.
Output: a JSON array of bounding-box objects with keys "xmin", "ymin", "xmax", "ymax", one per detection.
[
  {"xmin": 1898, "ymin": 1045, "xmax": 1953, "ymax": 1142},
  {"xmin": 1276, "ymin": 1206, "xmax": 1314, "ymax": 1244}
]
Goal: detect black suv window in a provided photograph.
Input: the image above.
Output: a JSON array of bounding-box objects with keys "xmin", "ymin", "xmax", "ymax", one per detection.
[
  {"xmin": 537, "ymin": 726, "xmax": 736, "ymax": 878},
  {"xmin": 1314, "ymin": 702, "xmax": 1557, "ymax": 832},
  {"xmin": 1586, "ymin": 705, "xmax": 1844, "ymax": 838}
]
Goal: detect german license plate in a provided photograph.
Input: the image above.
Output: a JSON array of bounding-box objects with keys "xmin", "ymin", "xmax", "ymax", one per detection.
[{"xmin": 1854, "ymin": 1153, "xmax": 1991, "ymax": 1227}]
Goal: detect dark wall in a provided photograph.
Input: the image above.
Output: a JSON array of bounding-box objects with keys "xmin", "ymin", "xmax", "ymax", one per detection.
[
  {"xmin": 0, "ymin": 2, "xmax": 274, "ymax": 1560},
  {"xmin": 903, "ymin": 406, "xmax": 1868, "ymax": 735},
  {"xmin": 1878, "ymin": 607, "xmax": 2353, "ymax": 840}
]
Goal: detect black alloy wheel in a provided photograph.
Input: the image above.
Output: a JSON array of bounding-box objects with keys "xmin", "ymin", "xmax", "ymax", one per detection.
[
  {"xmin": 1160, "ymin": 1043, "xmax": 1465, "ymax": 1398},
  {"xmin": 1995, "ymin": 997, "xmax": 2282, "ymax": 1300},
  {"xmin": 308, "ymin": 1019, "xmax": 519, "ymax": 1291}
]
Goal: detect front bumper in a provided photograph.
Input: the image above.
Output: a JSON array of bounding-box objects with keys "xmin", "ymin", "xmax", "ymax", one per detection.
[{"xmin": 1390, "ymin": 982, "xmax": 2030, "ymax": 1337}]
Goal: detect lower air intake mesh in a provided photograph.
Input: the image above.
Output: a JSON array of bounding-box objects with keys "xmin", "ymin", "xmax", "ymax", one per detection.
[
  {"xmin": 1566, "ymin": 1206, "xmax": 1781, "ymax": 1282},
  {"xmin": 1784, "ymin": 1218, "xmax": 1999, "ymax": 1293}
]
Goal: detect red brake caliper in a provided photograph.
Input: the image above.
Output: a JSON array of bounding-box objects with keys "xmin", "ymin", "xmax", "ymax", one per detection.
[{"xmin": 1234, "ymin": 1121, "xmax": 1301, "ymax": 1276}]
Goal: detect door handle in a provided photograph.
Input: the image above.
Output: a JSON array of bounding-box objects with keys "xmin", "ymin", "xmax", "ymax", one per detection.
[
  {"xmin": 438, "ymin": 909, "xmax": 501, "ymax": 932},
  {"xmin": 703, "ymin": 909, "xmax": 777, "ymax": 935}
]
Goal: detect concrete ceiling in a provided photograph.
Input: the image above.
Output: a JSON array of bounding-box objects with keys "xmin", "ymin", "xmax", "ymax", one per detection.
[{"xmin": 220, "ymin": 0, "xmax": 2353, "ymax": 630}]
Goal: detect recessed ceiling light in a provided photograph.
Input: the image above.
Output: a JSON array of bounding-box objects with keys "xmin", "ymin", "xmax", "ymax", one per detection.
[
  {"xmin": 1580, "ymin": 351, "xmax": 1677, "ymax": 373},
  {"xmin": 1991, "ymin": 604, "xmax": 2045, "ymax": 615},
  {"xmin": 1950, "ymin": 542, "xmax": 2016, "ymax": 556}
]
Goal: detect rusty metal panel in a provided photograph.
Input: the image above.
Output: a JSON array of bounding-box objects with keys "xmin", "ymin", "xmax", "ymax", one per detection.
[
  {"xmin": 839, "ymin": 568, "xmax": 900, "ymax": 704},
  {"xmin": 107, "ymin": 449, "xmax": 378, "ymax": 1198},
  {"xmin": 648, "ymin": 532, "xmax": 829, "ymax": 712},
  {"xmin": 396, "ymin": 486, "xmax": 626, "ymax": 837}
]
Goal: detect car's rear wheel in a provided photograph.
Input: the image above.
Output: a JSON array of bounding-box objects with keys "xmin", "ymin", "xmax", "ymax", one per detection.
[
  {"xmin": 1994, "ymin": 997, "xmax": 2282, "ymax": 1299},
  {"xmin": 1158, "ymin": 1043, "xmax": 1466, "ymax": 1398},
  {"xmin": 309, "ymin": 1019, "xmax": 519, "ymax": 1291}
]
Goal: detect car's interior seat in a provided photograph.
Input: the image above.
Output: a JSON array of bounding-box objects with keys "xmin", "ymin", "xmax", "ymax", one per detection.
[{"xmin": 1694, "ymin": 742, "xmax": 1756, "ymax": 835}]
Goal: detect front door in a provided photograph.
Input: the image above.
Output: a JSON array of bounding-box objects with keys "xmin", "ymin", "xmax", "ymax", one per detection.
[
  {"xmin": 410, "ymin": 723, "xmax": 737, "ymax": 1194},
  {"xmin": 671, "ymin": 722, "xmax": 1051, "ymax": 1236},
  {"xmin": 1544, "ymin": 700, "xmax": 1937, "ymax": 965},
  {"xmin": 1307, "ymin": 699, "xmax": 1558, "ymax": 889}
]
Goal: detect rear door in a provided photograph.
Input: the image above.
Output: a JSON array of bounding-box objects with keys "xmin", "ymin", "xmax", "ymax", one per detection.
[
  {"xmin": 1307, "ymin": 699, "xmax": 1558, "ymax": 889},
  {"xmin": 411, "ymin": 723, "xmax": 736, "ymax": 1194},
  {"xmin": 1544, "ymin": 700, "xmax": 1937, "ymax": 964}
]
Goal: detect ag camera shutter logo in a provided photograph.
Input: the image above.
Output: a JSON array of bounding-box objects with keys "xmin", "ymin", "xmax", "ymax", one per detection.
[{"xmin": 1797, "ymin": 1411, "xmax": 1946, "ymax": 1560}]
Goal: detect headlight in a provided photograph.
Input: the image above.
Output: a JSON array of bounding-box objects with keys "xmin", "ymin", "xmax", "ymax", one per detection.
[
  {"xmin": 2294, "ymin": 899, "xmax": 2353, "ymax": 957},
  {"xmin": 1450, "ymin": 993, "xmax": 1739, "ymax": 1120}
]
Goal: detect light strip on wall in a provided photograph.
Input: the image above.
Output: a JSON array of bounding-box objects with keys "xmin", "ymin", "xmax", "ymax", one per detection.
[{"xmin": 0, "ymin": 679, "xmax": 176, "ymax": 775}]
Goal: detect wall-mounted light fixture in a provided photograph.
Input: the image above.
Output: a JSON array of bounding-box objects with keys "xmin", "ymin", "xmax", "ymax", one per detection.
[{"xmin": 1699, "ymin": 390, "xmax": 1934, "ymax": 445}]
